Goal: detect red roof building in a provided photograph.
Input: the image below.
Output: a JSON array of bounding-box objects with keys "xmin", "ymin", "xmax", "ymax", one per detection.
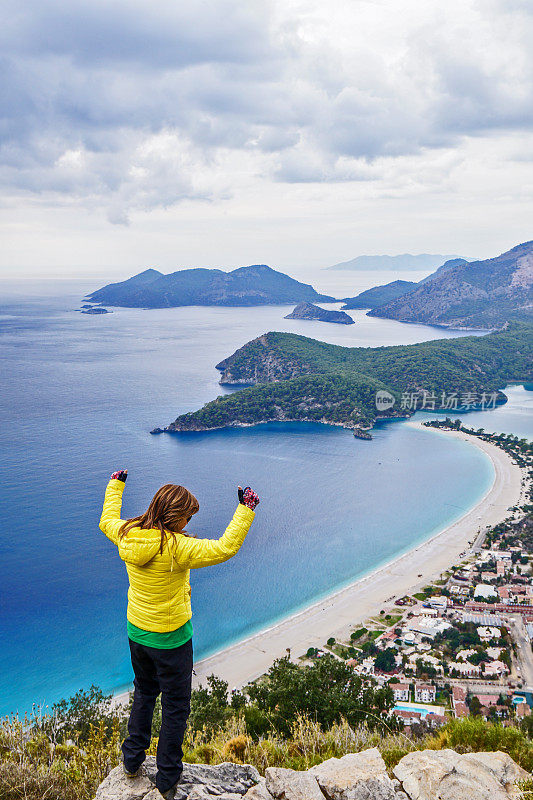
[{"xmin": 454, "ymin": 702, "xmax": 469, "ymax": 718}]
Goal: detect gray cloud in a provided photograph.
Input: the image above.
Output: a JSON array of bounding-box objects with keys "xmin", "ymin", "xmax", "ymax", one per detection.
[{"xmin": 1, "ymin": 0, "xmax": 532, "ymax": 222}]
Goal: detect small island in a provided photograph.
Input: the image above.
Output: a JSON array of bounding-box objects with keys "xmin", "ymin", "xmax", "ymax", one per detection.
[
  {"xmin": 81, "ymin": 306, "xmax": 111, "ymax": 314},
  {"xmin": 284, "ymin": 302, "xmax": 354, "ymax": 325}
]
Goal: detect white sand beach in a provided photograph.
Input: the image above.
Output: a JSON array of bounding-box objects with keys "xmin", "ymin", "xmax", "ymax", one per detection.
[
  {"xmin": 113, "ymin": 421, "xmax": 525, "ymax": 705},
  {"xmin": 190, "ymin": 421, "xmax": 525, "ymax": 690}
]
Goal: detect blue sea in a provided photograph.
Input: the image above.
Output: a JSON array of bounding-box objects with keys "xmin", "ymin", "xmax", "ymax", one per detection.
[{"xmin": 1, "ymin": 274, "xmax": 531, "ymax": 715}]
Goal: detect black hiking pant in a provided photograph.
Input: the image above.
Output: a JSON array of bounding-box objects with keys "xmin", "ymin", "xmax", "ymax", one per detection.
[{"xmin": 122, "ymin": 637, "xmax": 193, "ymax": 793}]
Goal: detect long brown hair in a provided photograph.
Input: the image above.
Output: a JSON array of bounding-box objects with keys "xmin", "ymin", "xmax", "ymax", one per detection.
[{"xmin": 120, "ymin": 484, "xmax": 199, "ymax": 554}]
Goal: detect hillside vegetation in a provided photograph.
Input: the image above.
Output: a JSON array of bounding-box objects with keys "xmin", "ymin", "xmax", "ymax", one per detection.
[
  {"xmin": 163, "ymin": 323, "xmax": 532, "ymax": 433},
  {"xmin": 2, "ymin": 657, "xmax": 533, "ymax": 800}
]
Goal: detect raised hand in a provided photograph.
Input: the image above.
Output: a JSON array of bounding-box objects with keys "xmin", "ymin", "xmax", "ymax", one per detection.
[
  {"xmin": 238, "ymin": 485, "xmax": 260, "ymax": 510},
  {"xmin": 110, "ymin": 469, "xmax": 128, "ymax": 483}
]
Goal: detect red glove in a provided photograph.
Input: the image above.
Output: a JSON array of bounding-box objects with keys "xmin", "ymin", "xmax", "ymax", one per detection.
[
  {"xmin": 238, "ymin": 485, "xmax": 260, "ymax": 510},
  {"xmin": 110, "ymin": 469, "xmax": 128, "ymax": 483}
]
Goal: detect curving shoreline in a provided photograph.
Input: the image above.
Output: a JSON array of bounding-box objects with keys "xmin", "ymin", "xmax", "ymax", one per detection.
[{"xmin": 113, "ymin": 420, "xmax": 525, "ymax": 703}]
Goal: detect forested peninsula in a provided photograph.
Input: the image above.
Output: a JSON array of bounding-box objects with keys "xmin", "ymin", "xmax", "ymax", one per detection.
[{"xmin": 155, "ymin": 323, "xmax": 533, "ymax": 434}]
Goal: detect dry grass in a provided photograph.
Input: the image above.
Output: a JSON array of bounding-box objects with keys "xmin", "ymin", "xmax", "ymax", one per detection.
[
  {"xmin": 0, "ymin": 714, "xmax": 121, "ymax": 800},
  {"xmin": 1, "ymin": 711, "xmax": 531, "ymax": 799}
]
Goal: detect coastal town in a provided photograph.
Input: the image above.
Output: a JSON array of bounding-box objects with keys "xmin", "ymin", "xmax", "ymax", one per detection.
[{"xmin": 307, "ymin": 421, "xmax": 533, "ymax": 732}]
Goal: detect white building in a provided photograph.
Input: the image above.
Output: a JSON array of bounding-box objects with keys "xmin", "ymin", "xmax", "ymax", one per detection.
[
  {"xmin": 456, "ymin": 649, "xmax": 477, "ymax": 662},
  {"xmin": 477, "ymin": 626, "xmax": 501, "ymax": 641},
  {"xmin": 359, "ymin": 657, "xmax": 375, "ymax": 675},
  {"xmin": 392, "ymin": 683, "xmax": 410, "ymax": 702},
  {"xmin": 429, "ymin": 596, "xmax": 448, "ymax": 611},
  {"xmin": 449, "ymin": 584, "xmax": 470, "ymax": 597},
  {"xmin": 407, "ymin": 617, "xmax": 452, "ymax": 639},
  {"xmin": 449, "ymin": 661, "xmax": 481, "ymax": 677},
  {"xmin": 462, "ymin": 612, "xmax": 503, "ymax": 626},
  {"xmin": 488, "ymin": 550, "xmax": 512, "ymax": 561},
  {"xmin": 484, "ymin": 660, "xmax": 509, "ymax": 677},
  {"xmin": 414, "ymin": 683, "xmax": 436, "ymax": 703},
  {"xmin": 407, "ymin": 654, "xmax": 443, "ymax": 674},
  {"xmin": 474, "ymin": 584, "xmax": 499, "ymax": 600}
]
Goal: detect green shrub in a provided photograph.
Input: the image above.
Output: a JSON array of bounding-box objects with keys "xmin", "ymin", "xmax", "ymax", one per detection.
[{"xmin": 426, "ymin": 717, "xmax": 533, "ymax": 771}]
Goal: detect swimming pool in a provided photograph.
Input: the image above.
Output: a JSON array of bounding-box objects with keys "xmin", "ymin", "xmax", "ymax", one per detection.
[{"xmin": 393, "ymin": 702, "xmax": 443, "ymax": 718}]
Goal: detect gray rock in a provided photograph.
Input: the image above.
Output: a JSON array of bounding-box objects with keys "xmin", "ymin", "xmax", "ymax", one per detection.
[
  {"xmin": 393, "ymin": 749, "xmax": 530, "ymax": 800},
  {"xmin": 265, "ymin": 767, "xmax": 324, "ymax": 800},
  {"xmin": 94, "ymin": 764, "xmax": 154, "ymax": 800},
  {"xmin": 188, "ymin": 791, "xmax": 244, "ymax": 800},
  {"xmin": 142, "ymin": 759, "xmax": 260, "ymax": 797},
  {"xmin": 96, "ymin": 759, "xmax": 261, "ymax": 800},
  {"xmin": 243, "ymin": 780, "xmax": 274, "ymax": 800},
  {"xmin": 188, "ymin": 789, "xmax": 212, "ymax": 800},
  {"xmin": 309, "ymin": 749, "xmax": 396, "ymax": 800},
  {"xmin": 95, "ymin": 748, "xmax": 531, "ymax": 800},
  {"xmin": 460, "ymin": 752, "xmax": 530, "ymax": 791},
  {"xmin": 215, "ymin": 796, "xmax": 246, "ymax": 800}
]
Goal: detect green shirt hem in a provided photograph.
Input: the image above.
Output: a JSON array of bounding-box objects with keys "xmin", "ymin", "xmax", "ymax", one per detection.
[{"xmin": 127, "ymin": 619, "xmax": 193, "ymax": 649}]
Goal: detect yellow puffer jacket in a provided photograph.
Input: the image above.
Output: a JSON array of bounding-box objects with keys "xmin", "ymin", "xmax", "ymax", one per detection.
[{"xmin": 99, "ymin": 479, "xmax": 255, "ymax": 632}]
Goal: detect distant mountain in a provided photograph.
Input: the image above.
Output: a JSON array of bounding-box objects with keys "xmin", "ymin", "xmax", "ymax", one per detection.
[
  {"xmin": 284, "ymin": 302, "xmax": 354, "ymax": 324},
  {"xmin": 368, "ymin": 241, "xmax": 533, "ymax": 328},
  {"xmin": 341, "ymin": 280, "xmax": 417, "ymax": 310},
  {"xmin": 325, "ymin": 254, "xmax": 462, "ymax": 271},
  {"xmin": 341, "ymin": 259, "xmax": 469, "ymax": 310},
  {"xmin": 87, "ymin": 265, "xmax": 335, "ymax": 308}
]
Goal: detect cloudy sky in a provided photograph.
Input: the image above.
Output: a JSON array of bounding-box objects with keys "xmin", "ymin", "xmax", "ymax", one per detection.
[{"xmin": 1, "ymin": 0, "xmax": 532, "ymax": 278}]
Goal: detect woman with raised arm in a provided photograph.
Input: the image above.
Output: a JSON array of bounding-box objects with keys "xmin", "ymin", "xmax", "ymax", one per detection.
[{"xmin": 99, "ymin": 470, "xmax": 259, "ymax": 800}]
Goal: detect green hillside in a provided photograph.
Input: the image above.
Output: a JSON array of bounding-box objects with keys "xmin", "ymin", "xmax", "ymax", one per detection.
[{"xmin": 163, "ymin": 323, "xmax": 532, "ymax": 433}]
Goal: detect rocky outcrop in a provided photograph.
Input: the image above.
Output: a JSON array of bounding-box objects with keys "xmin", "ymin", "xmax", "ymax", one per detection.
[
  {"xmin": 309, "ymin": 749, "xmax": 396, "ymax": 799},
  {"xmin": 352, "ymin": 428, "xmax": 372, "ymax": 440},
  {"xmin": 265, "ymin": 767, "xmax": 324, "ymax": 800},
  {"xmin": 81, "ymin": 305, "xmax": 111, "ymax": 314},
  {"xmin": 95, "ymin": 760, "xmax": 260, "ymax": 800},
  {"xmin": 95, "ymin": 749, "xmax": 529, "ymax": 800},
  {"xmin": 215, "ymin": 334, "xmax": 312, "ymax": 386},
  {"xmin": 284, "ymin": 303, "xmax": 354, "ymax": 325},
  {"xmin": 392, "ymin": 749, "xmax": 530, "ymax": 800}
]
